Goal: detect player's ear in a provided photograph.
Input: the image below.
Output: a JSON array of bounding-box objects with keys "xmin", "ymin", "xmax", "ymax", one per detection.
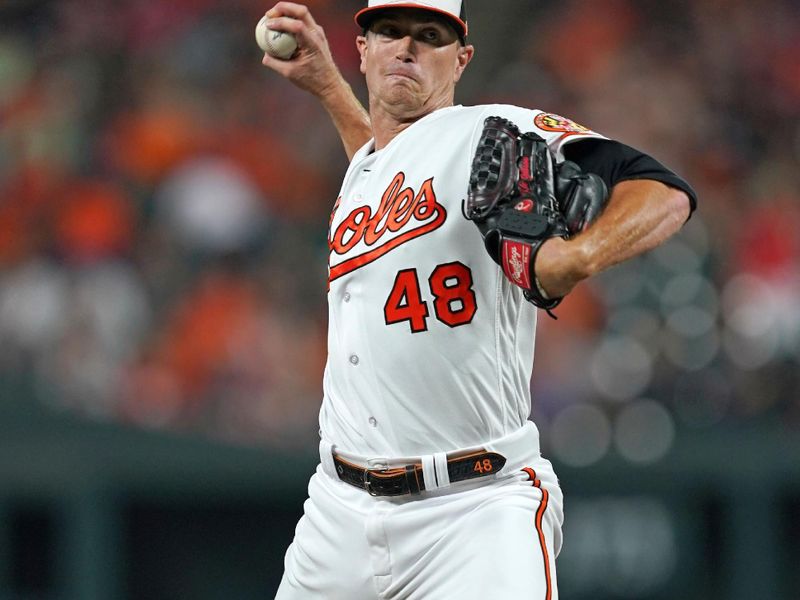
[
  {"xmin": 453, "ymin": 44, "xmax": 474, "ymax": 84},
  {"xmin": 357, "ymin": 35, "xmax": 369, "ymax": 75}
]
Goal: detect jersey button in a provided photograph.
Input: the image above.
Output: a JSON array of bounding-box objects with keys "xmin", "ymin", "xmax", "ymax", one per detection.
[
  {"xmin": 343, "ymin": 292, "xmax": 351, "ymax": 302},
  {"xmin": 368, "ymin": 417, "xmax": 378, "ymax": 427},
  {"xmin": 349, "ymin": 354, "xmax": 359, "ymax": 366}
]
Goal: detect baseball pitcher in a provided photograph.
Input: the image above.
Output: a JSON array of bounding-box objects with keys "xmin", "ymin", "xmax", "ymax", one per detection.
[{"xmin": 261, "ymin": 1, "xmax": 696, "ymax": 598}]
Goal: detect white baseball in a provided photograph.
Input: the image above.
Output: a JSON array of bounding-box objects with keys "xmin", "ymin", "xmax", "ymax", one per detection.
[{"xmin": 255, "ymin": 15, "xmax": 298, "ymax": 60}]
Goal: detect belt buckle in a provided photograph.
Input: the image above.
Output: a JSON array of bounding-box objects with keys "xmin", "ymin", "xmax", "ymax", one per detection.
[
  {"xmin": 363, "ymin": 468, "xmax": 383, "ymax": 497},
  {"xmin": 364, "ymin": 459, "xmax": 389, "ymax": 497}
]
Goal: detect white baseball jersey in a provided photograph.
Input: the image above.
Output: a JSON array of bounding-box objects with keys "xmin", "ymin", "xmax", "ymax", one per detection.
[
  {"xmin": 277, "ymin": 104, "xmax": 603, "ymax": 600},
  {"xmin": 322, "ymin": 103, "xmax": 605, "ymax": 458}
]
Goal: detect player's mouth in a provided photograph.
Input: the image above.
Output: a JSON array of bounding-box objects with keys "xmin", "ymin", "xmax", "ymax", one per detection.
[{"xmin": 386, "ymin": 67, "xmax": 419, "ymax": 82}]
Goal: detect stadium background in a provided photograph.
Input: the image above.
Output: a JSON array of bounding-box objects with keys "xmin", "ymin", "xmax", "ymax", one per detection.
[{"xmin": 1, "ymin": 0, "xmax": 799, "ymax": 598}]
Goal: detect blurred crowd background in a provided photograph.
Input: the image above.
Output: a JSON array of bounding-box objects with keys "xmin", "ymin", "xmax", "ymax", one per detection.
[
  {"xmin": 2, "ymin": 0, "xmax": 799, "ymax": 464},
  {"xmin": 1, "ymin": 0, "xmax": 799, "ymax": 598}
]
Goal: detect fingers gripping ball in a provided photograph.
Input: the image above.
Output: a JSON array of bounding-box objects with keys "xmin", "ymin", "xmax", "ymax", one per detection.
[{"xmin": 255, "ymin": 15, "xmax": 298, "ymax": 60}]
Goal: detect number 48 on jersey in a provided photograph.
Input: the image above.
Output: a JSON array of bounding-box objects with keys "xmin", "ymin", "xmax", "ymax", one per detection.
[{"xmin": 383, "ymin": 261, "xmax": 477, "ymax": 333}]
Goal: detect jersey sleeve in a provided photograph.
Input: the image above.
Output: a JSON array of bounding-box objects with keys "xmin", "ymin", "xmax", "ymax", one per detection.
[
  {"xmin": 563, "ymin": 139, "xmax": 698, "ymax": 214},
  {"xmin": 474, "ymin": 105, "xmax": 607, "ymax": 162}
]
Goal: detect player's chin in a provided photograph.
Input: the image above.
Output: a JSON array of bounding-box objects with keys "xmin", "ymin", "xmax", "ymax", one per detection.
[
  {"xmin": 384, "ymin": 77, "xmax": 420, "ymax": 96},
  {"xmin": 384, "ymin": 82, "xmax": 423, "ymax": 106}
]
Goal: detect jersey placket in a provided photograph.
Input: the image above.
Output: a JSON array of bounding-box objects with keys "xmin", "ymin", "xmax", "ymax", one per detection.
[{"xmin": 333, "ymin": 152, "xmax": 387, "ymax": 440}]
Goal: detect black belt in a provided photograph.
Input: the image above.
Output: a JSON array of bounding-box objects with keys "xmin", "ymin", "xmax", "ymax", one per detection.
[{"xmin": 333, "ymin": 449, "xmax": 507, "ymax": 497}]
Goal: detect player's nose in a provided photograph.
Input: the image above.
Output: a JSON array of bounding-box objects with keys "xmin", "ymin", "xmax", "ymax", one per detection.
[{"xmin": 394, "ymin": 35, "xmax": 416, "ymax": 61}]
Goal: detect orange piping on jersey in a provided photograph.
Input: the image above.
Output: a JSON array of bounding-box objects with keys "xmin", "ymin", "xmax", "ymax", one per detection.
[
  {"xmin": 522, "ymin": 467, "xmax": 552, "ymax": 600},
  {"xmin": 555, "ymin": 131, "xmax": 598, "ymax": 142},
  {"xmin": 557, "ymin": 131, "xmax": 592, "ymax": 142}
]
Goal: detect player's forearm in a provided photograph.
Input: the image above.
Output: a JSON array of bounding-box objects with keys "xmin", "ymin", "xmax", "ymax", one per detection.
[
  {"xmin": 260, "ymin": 4, "xmax": 371, "ymax": 160},
  {"xmin": 536, "ymin": 179, "xmax": 691, "ymax": 298},
  {"xmin": 576, "ymin": 180, "xmax": 691, "ymax": 275},
  {"xmin": 318, "ymin": 76, "xmax": 372, "ymax": 161}
]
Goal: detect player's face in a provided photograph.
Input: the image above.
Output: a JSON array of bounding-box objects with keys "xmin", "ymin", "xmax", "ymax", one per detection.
[{"xmin": 357, "ymin": 10, "xmax": 474, "ymax": 120}]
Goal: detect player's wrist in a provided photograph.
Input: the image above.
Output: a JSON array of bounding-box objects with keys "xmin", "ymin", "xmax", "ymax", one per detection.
[
  {"xmin": 315, "ymin": 70, "xmax": 349, "ymax": 103},
  {"xmin": 534, "ymin": 237, "xmax": 589, "ymax": 298}
]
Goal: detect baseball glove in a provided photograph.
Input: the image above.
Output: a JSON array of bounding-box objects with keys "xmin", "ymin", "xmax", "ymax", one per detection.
[{"xmin": 465, "ymin": 116, "xmax": 608, "ymax": 315}]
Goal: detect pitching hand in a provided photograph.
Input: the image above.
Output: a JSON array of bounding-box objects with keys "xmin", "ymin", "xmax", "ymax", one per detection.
[{"xmin": 261, "ymin": 2, "xmax": 343, "ymax": 99}]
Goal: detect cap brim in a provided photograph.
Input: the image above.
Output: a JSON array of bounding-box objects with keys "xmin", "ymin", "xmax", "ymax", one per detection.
[{"xmin": 355, "ymin": 4, "xmax": 468, "ymax": 37}]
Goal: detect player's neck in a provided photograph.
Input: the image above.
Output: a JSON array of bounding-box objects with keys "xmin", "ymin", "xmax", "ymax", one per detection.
[
  {"xmin": 369, "ymin": 97, "xmax": 454, "ymax": 150},
  {"xmin": 371, "ymin": 116, "xmax": 415, "ymax": 150}
]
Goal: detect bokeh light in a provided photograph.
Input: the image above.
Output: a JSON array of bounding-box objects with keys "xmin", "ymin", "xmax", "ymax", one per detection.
[
  {"xmin": 550, "ymin": 404, "xmax": 612, "ymax": 467},
  {"xmin": 590, "ymin": 336, "xmax": 654, "ymax": 402},
  {"xmin": 614, "ymin": 399, "xmax": 676, "ymax": 464}
]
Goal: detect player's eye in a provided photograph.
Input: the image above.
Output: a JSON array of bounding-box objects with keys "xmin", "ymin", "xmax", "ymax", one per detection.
[
  {"xmin": 419, "ymin": 28, "xmax": 440, "ymax": 43},
  {"xmin": 376, "ymin": 23, "xmax": 402, "ymax": 38}
]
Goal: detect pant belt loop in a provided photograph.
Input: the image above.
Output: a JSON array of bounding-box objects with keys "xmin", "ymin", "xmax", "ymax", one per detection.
[
  {"xmin": 421, "ymin": 455, "xmax": 437, "ymax": 491},
  {"xmin": 433, "ymin": 452, "xmax": 451, "ymax": 488},
  {"xmin": 320, "ymin": 440, "xmax": 337, "ymax": 479}
]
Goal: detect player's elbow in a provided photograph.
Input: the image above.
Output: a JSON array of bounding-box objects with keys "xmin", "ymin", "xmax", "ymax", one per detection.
[
  {"xmin": 664, "ymin": 186, "xmax": 693, "ymax": 231},
  {"xmin": 639, "ymin": 184, "xmax": 693, "ymax": 256}
]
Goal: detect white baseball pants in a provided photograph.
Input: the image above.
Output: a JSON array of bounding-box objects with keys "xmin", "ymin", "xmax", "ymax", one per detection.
[{"xmin": 276, "ymin": 424, "xmax": 563, "ymax": 600}]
